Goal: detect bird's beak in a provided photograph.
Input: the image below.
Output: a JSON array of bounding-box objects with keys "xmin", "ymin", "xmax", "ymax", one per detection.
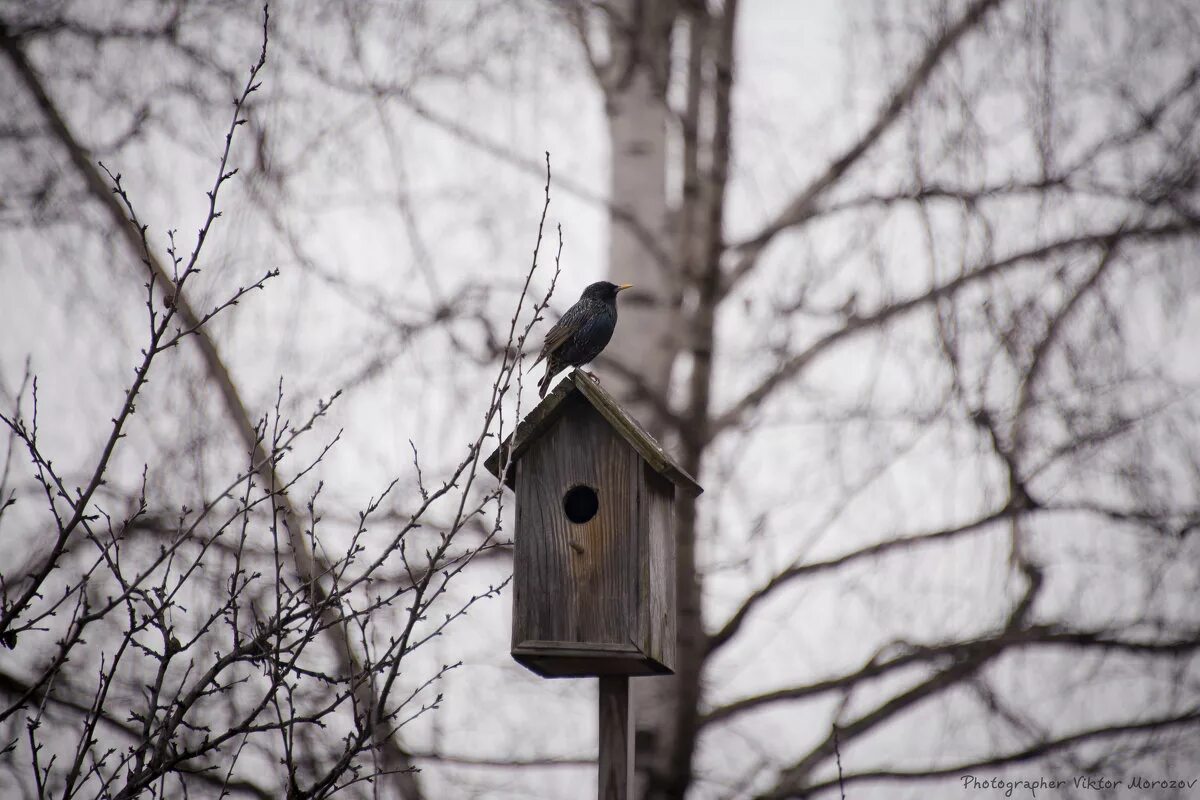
[{"xmin": 616, "ymin": 284, "xmax": 633, "ymax": 292}]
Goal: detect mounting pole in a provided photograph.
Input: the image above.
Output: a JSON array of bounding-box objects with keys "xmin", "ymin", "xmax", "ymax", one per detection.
[{"xmin": 598, "ymin": 676, "xmax": 633, "ymax": 799}]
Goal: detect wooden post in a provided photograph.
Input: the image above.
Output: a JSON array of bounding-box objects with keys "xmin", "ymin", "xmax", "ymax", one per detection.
[
  {"xmin": 483, "ymin": 375, "xmax": 701, "ymax": 796},
  {"xmin": 598, "ymin": 676, "xmax": 633, "ymax": 799}
]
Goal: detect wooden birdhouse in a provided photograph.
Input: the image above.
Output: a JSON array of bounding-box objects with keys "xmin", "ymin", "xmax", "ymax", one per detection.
[{"xmin": 485, "ymin": 370, "xmax": 702, "ymax": 678}]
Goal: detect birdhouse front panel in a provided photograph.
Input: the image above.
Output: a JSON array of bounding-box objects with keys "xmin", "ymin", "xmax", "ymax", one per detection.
[{"xmin": 510, "ymin": 393, "xmax": 674, "ymax": 677}]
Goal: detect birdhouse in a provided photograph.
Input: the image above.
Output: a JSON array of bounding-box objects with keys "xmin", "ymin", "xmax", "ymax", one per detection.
[{"xmin": 485, "ymin": 370, "xmax": 702, "ymax": 678}]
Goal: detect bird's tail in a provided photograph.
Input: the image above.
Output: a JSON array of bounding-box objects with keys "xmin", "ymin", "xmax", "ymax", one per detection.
[
  {"xmin": 525, "ymin": 352, "xmax": 545, "ymax": 375},
  {"xmin": 538, "ymin": 362, "xmax": 554, "ymax": 398}
]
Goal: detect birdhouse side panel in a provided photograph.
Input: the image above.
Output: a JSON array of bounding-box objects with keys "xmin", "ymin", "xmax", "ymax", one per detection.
[
  {"xmin": 511, "ymin": 397, "xmax": 642, "ymax": 660},
  {"xmin": 643, "ymin": 466, "xmax": 677, "ymax": 672}
]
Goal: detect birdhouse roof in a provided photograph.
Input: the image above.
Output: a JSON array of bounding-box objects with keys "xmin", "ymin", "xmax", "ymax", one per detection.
[{"xmin": 484, "ymin": 370, "xmax": 703, "ymax": 497}]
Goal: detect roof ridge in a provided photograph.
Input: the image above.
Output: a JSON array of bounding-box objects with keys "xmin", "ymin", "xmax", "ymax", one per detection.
[{"xmin": 483, "ymin": 370, "xmax": 702, "ymax": 497}]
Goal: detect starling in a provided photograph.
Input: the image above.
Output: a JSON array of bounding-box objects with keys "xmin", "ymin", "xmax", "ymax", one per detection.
[{"xmin": 532, "ymin": 281, "xmax": 632, "ymax": 397}]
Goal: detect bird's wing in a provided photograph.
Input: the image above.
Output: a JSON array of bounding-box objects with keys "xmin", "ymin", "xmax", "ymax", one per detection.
[
  {"xmin": 568, "ymin": 312, "xmax": 615, "ymax": 357},
  {"xmin": 532, "ymin": 304, "xmax": 586, "ymax": 366}
]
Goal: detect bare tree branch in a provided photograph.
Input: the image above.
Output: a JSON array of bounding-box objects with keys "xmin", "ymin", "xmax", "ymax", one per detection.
[
  {"xmin": 725, "ymin": 0, "xmax": 1006, "ymax": 292},
  {"xmin": 713, "ymin": 222, "xmax": 1198, "ymax": 438},
  {"xmin": 0, "ymin": 12, "xmax": 436, "ymax": 796},
  {"xmin": 800, "ymin": 708, "xmax": 1200, "ymax": 797}
]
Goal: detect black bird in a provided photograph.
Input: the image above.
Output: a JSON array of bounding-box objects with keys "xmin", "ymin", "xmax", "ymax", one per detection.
[{"xmin": 532, "ymin": 281, "xmax": 632, "ymax": 397}]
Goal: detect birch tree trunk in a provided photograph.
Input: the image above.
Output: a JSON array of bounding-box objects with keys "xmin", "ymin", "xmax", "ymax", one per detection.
[
  {"xmin": 586, "ymin": 1, "xmax": 681, "ymax": 795},
  {"xmin": 586, "ymin": 2, "xmax": 717, "ymax": 797},
  {"xmin": 598, "ymin": 0, "xmax": 680, "ymax": 432}
]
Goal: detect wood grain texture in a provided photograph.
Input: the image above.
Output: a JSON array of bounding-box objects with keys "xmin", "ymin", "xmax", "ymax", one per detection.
[
  {"xmin": 598, "ymin": 676, "xmax": 633, "ymax": 800},
  {"xmin": 644, "ymin": 466, "xmax": 677, "ymax": 671},
  {"xmin": 511, "ymin": 395, "xmax": 675, "ymax": 676},
  {"xmin": 571, "ymin": 371, "xmax": 702, "ymax": 497},
  {"xmin": 485, "ymin": 374, "xmax": 578, "ymax": 485},
  {"xmin": 517, "ymin": 393, "xmax": 636, "ymax": 644}
]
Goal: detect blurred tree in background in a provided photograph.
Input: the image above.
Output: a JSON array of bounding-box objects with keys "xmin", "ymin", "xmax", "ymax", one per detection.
[{"xmin": 2, "ymin": 1, "xmax": 1200, "ymax": 798}]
